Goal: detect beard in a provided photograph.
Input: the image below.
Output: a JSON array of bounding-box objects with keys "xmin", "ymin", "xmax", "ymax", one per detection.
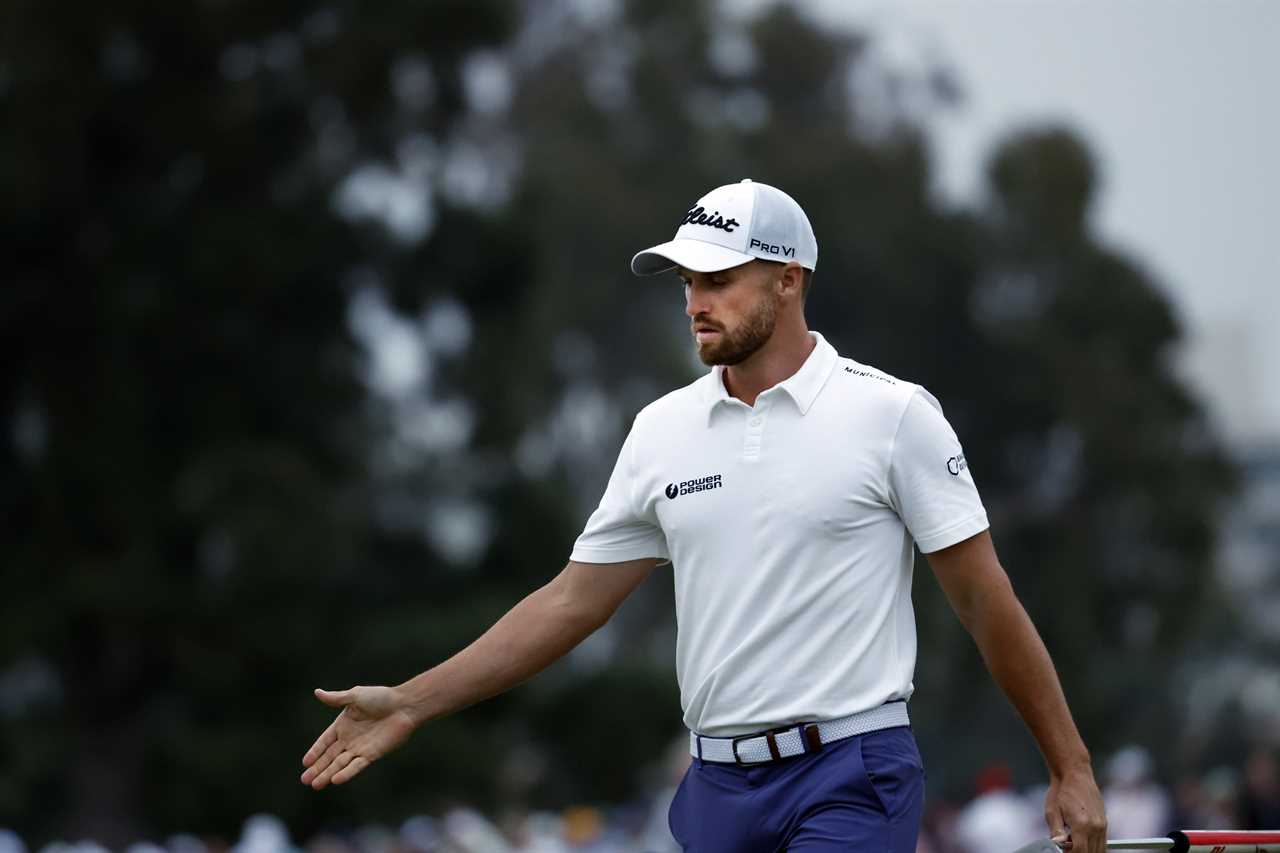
[{"xmin": 694, "ymin": 288, "xmax": 779, "ymax": 366}]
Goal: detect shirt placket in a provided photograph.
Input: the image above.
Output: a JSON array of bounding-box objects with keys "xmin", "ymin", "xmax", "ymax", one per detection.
[{"xmin": 743, "ymin": 398, "xmax": 770, "ymax": 461}]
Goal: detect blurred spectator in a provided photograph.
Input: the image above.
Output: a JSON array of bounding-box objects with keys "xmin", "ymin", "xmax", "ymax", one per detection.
[
  {"xmin": 441, "ymin": 807, "xmax": 511, "ymax": 853},
  {"xmin": 233, "ymin": 816, "xmax": 300, "ymax": 853},
  {"xmin": 37, "ymin": 843, "xmax": 110, "ymax": 853},
  {"xmin": 1201, "ymin": 767, "xmax": 1241, "ymax": 829},
  {"xmin": 635, "ymin": 736, "xmax": 689, "ymax": 853},
  {"xmin": 351, "ymin": 825, "xmax": 394, "ymax": 853},
  {"xmin": 506, "ymin": 811, "xmax": 567, "ymax": 852},
  {"xmin": 166, "ymin": 835, "xmax": 210, "ymax": 853},
  {"xmin": 397, "ymin": 816, "xmax": 442, "ymax": 853},
  {"xmin": 917, "ymin": 798, "xmax": 963, "ymax": 853},
  {"xmin": 953, "ymin": 763, "xmax": 1042, "ymax": 853},
  {"xmin": 1241, "ymin": 749, "xmax": 1280, "ymax": 830},
  {"xmin": 1102, "ymin": 746, "xmax": 1171, "ymax": 839},
  {"xmin": 558, "ymin": 808, "xmax": 602, "ymax": 850},
  {"xmin": 1170, "ymin": 774, "xmax": 1213, "ymax": 830},
  {"xmin": 305, "ymin": 833, "xmax": 356, "ymax": 853},
  {"xmin": 0, "ymin": 829, "xmax": 27, "ymax": 853}
]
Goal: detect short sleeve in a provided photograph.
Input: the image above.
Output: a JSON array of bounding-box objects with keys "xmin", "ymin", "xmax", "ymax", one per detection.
[
  {"xmin": 887, "ymin": 389, "xmax": 989, "ymax": 553},
  {"xmin": 570, "ymin": 416, "xmax": 670, "ymax": 565}
]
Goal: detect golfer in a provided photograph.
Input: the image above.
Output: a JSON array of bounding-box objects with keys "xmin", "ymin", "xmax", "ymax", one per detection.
[{"xmin": 301, "ymin": 179, "xmax": 1107, "ymax": 853}]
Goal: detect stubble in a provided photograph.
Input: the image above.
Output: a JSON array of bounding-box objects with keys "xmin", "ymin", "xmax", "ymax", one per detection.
[{"xmin": 694, "ymin": 287, "xmax": 779, "ymax": 366}]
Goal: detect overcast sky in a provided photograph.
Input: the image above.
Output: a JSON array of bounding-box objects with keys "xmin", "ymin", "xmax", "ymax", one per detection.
[{"xmin": 794, "ymin": 0, "xmax": 1279, "ymax": 446}]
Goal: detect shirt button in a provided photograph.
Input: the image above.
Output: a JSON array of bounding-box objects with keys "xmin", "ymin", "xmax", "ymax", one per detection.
[{"xmin": 750, "ymin": 417, "xmax": 762, "ymax": 426}]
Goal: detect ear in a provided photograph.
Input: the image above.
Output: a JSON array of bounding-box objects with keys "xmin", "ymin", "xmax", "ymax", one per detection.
[{"xmin": 777, "ymin": 262, "xmax": 805, "ymax": 300}]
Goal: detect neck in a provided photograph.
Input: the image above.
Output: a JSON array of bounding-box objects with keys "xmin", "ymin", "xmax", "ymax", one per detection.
[{"xmin": 721, "ymin": 322, "xmax": 815, "ymax": 408}]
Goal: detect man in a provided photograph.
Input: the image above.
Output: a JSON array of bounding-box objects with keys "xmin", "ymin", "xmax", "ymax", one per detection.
[{"xmin": 300, "ymin": 179, "xmax": 1107, "ymax": 853}]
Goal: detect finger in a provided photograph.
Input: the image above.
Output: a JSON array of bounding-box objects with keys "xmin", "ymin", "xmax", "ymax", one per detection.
[
  {"xmin": 1079, "ymin": 805, "xmax": 1104, "ymax": 853},
  {"xmin": 302, "ymin": 738, "xmax": 344, "ymax": 786},
  {"xmin": 1045, "ymin": 804, "xmax": 1067, "ymax": 842},
  {"xmin": 314, "ymin": 687, "xmax": 355, "ymax": 708},
  {"xmin": 311, "ymin": 750, "xmax": 355, "ymax": 790},
  {"xmin": 1073, "ymin": 809, "xmax": 1103, "ymax": 853},
  {"xmin": 331, "ymin": 756, "xmax": 370, "ymax": 785},
  {"xmin": 302, "ymin": 723, "xmax": 337, "ymax": 767}
]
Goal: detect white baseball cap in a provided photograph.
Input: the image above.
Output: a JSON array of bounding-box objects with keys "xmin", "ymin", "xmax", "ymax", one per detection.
[{"xmin": 631, "ymin": 178, "xmax": 818, "ymax": 275}]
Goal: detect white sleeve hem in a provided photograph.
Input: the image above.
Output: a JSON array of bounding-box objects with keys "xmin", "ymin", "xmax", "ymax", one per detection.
[
  {"xmin": 570, "ymin": 543, "xmax": 670, "ymax": 564},
  {"xmin": 914, "ymin": 512, "xmax": 990, "ymax": 554}
]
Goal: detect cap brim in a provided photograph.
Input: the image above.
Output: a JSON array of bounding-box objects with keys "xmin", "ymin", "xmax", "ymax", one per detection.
[{"xmin": 630, "ymin": 238, "xmax": 754, "ymax": 276}]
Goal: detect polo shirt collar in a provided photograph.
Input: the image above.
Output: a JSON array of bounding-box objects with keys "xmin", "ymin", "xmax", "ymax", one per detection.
[{"xmin": 701, "ymin": 330, "xmax": 838, "ymax": 425}]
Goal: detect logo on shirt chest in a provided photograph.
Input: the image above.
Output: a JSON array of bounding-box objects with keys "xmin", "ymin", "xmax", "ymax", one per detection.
[{"xmin": 665, "ymin": 473, "xmax": 723, "ymax": 499}]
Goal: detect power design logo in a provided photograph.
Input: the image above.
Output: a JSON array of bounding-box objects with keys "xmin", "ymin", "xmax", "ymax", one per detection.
[
  {"xmin": 665, "ymin": 474, "xmax": 724, "ymax": 499},
  {"xmin": 947, "ymin": 454, "xmax": 968, "ymax": 476}
]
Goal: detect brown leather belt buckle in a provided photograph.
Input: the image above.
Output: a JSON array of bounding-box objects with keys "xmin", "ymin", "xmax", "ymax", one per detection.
[{"xmin": 732, "ymin": 724, "xmax": 792, "ymax": 765}]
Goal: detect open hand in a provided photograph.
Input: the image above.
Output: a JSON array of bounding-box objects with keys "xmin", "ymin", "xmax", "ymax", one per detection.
[
  {"xmin": 300, "ymin": 685, "xmax": 417, "ymax": 789},
  {"xmin": 1044, "ymin": 764, "xmax": 1107, "ymax": 853}
]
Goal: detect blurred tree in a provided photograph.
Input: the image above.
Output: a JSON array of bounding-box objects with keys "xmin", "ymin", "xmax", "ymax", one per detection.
[
  {"xmin": 909, "ymin": 129, "xmax": 1236, "ymax": 782},
  {"xmin": 0, "ymin": 0, "xmax": 1235, "ymax": 845},
  {"xmin": 0, "ymin": 0, "xmax": 519, "ymax": 844}
]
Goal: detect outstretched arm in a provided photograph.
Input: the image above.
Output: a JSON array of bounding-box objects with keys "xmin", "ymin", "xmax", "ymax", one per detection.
[
  {"xmin": 301, "ymin": 557, "xmax": 660, "ymax": 789},
  {"xmin": 926, "ymin": 531, "xmax": 1107, "ymax": 853}
]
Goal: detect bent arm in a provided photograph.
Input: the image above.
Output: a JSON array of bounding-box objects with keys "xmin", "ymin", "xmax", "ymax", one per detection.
[{"xmin": 395, "ymin": 557, "xmax": 660, "ymax": 727}]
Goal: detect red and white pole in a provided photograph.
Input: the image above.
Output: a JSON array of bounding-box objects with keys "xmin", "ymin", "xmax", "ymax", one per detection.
[
  {"xmin": 1166, "ymin": 830, "xmax": 1280, "ymax": 853},
  {"xmin": 1020, "ymin": 830, "xmax": 1280, "ymax": 853}
]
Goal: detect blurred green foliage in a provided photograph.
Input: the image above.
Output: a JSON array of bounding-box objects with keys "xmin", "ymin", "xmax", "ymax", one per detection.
[{"xmin": 0, "ymin": 0, "xmax": 1235, "ymax": 846}]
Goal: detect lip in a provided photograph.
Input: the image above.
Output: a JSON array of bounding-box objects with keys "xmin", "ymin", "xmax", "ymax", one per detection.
[{"xmin": 695, "ymin": 329, "xmax": 720, "ymax": 341}]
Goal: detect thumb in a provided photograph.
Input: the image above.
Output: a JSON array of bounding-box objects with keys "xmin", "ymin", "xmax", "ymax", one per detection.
[{"xmin": 314, "ymin": 687, "xmax": 356, "ymax": 708}]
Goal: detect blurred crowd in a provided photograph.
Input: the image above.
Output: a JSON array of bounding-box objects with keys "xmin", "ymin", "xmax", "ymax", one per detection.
[
  {"xmin": 3, "ymin": 745, "xmax": 1276, "ymax": 853},
  {"xmin": 921, "ymin": 746, "xmax": 1280, "ymax": 853}
]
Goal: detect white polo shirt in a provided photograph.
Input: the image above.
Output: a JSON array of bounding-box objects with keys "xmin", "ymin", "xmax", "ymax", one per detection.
[{"xmin": 569, "ymin": 330, "xmax": 989, "ymax": 737}]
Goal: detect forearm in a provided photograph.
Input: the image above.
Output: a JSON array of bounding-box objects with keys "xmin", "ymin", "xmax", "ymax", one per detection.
[
  {"xmin": 394, "ymin": 579, "xmax": 603, "ymax": 727},
  {"xmin": 928, "ymin": 536, "xmax": 1105, "ymax": 846},
  {"xmin": 960, "ymin": 575, "xmax": 1091, "ymax": 778}
]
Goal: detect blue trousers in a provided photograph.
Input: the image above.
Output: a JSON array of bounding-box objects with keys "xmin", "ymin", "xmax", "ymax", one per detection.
[{"xmin": 667, "ymin": 725, "xmax": 925, "ymax": 852}]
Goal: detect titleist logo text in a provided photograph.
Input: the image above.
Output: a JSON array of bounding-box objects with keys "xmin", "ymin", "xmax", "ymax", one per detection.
[{"xmin": 681, "ymin": 207, "xmax": 740, "ymax": 232}]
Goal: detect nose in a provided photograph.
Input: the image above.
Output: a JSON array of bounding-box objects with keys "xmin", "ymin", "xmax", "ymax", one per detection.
[{"xmin": 685, "ymin": 282, "xmax": 709, "ymax": 319}]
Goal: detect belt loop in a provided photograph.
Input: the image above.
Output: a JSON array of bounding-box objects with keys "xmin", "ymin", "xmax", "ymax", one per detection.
[
  {"xmin": 803, "ymin": 724, "xmax": 823, "ymax": 753},
  {"xmin": 695, "ymin": 733, "xmax": 703, "ymax": 762},
  {"xmin": 764, "ymin": 730, "xmax": 781, "ymax": 760}
]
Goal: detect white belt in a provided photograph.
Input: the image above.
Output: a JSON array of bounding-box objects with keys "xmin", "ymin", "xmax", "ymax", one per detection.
[{"xmin": 688, "ymin": 702, "xmax": 910, "ymax": 765}]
